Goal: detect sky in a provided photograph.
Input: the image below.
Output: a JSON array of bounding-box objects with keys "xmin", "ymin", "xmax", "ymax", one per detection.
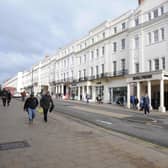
[{"xmin": 0, "ymin": 0, "xmax": 138, "ymax": 84}]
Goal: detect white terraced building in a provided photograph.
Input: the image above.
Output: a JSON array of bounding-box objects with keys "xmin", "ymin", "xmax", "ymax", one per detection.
[{"xmin": 3, "ymin": 0, "xmax": 168, "ymax": 112}]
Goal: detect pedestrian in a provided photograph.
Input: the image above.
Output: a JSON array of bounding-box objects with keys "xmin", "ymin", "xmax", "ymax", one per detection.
[
  {"xmin": 24, "ymin": 92, "xmax": 38, "ymax": 124},
  {"xmin": 40, "ymin": 91, "xmax": 54, "ymax": 122},
  {"xmin": 21, "ymin": 91, "xmax": 26, "ymax": 102},
  {"xmin": 143, "ymin": 94, "xmax": 150, "ymax": 115},
  {"xmin": 7, "ymin": 90, "xmax": 12, "ymax": 106},
  {"xmin": 134, "ymin": 96, "xmax": 139, "ymax": 109},
  {"xmin": 140, "ymin": 96, "xmax": 144, "ymax": 111},
  {"xmin": 1, "ymin": 88, "xmax": 8, "ymax": 107},
  {"xmin": 86, "ymin": 94, "xmax": 89, "ymax": 103}
]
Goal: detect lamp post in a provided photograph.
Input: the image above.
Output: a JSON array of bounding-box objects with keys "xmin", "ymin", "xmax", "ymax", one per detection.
[{"xmin": 31, "ymin": 68, "xmax": 34, "ymax": 93}]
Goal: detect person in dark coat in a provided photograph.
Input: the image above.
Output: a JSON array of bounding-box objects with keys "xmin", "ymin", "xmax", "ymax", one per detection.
[
  {"xmin": 7, "ymin": 90, "xmax": 12, "ymax": 106},
  {"xmin": 40, "ymin": 91, "xmax": 54, "ymax": 122},
  {"xmin": 1, "ymin": 88, "xmax": 8, "ymax": 107},
  {"xmin": 24, "ymin": 92, "xmax": 38, "ymax": 124},
  {"xmin": 143, "ymin": 94, "xmax": 150, "ymax": 115}
]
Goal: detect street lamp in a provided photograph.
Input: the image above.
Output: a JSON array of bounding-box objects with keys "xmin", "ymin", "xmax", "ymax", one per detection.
[{"xmin": 31, "ymin": 68, "xmax": 34, "ymax": 93}]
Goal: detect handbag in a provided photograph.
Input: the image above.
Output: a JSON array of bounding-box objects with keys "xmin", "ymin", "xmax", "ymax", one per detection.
[{"xmin": 37, "ymin": 107, "xmax": 43, "ymax": 114}]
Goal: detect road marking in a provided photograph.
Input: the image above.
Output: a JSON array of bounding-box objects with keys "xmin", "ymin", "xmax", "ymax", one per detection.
[
  {"xmin": 73, "ymin": 106, "xmax": 130, "ymax": 118},
  {"xmin": 96, "ymin": 120, "xmax": 112, "ymax": 125}
]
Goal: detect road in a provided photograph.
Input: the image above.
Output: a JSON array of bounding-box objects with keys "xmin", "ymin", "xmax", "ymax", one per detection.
[{"xmin": 53, "ymin": 99, "xmax": 168, "ymax": 148}]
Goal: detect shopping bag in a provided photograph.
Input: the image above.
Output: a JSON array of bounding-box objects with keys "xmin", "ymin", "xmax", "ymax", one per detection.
[{"xmin": 37, "ymin": 107, "xmax": 43, "ymax": 114}]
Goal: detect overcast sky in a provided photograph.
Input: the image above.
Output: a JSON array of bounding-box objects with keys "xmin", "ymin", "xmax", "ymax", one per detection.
[{"xmin": 0, "ymin": 0, "xmax": 138, "ymax": 84}]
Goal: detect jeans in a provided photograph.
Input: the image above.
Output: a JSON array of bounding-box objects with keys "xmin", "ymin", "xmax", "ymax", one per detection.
[{"xmin": 28, "ymin": 108, "xmax": 36, "ymax": 120}]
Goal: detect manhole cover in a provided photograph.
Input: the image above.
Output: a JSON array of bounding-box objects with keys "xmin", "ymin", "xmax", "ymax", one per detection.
[{"xmin": 0, "ymin": 140, "xmax": 30, "ymax": 151}]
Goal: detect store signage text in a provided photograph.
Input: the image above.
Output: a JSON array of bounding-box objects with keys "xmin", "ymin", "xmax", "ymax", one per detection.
[{"xmin": 133, "ymin": 75, "xmax": 152, "ymax": 80}]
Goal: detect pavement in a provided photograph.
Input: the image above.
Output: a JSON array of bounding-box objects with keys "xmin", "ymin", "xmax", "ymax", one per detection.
[{"xmin": 0, "ymin": 98, "xmax": 168, "ymax": 168}]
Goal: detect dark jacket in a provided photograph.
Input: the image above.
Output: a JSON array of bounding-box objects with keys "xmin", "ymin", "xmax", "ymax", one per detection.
[
  {"xmin": 40, "ymin": 95, "xmax": 54, "ymax": 112},
  {"xmin": 24, "ymin": 97, "xmax": 38, "ymax": 110},
  {"xmin": 1, "ymin": 90, "xmax": 8, "ymax": 99}
]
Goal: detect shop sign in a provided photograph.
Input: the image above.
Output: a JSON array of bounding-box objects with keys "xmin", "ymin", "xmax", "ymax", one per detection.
[{"xmin": 133, "ymin": 75, "xmax": 152, "ymax": 80}]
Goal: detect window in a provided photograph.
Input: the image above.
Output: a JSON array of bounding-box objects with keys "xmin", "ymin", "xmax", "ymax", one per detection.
[
  {"xmin": 101, "ymin": 64, "xmax": 104, "ymax": 74},
  {"xmin": 113, "ymin": 61, "xmax": 117, "ymax": 75},
  {"xmin": 148, "ymin": 12, "xmax": 151, "ymax": 20},
  {"xmin": 96, "ymin": 65, "xmax": 99, "ymax": 75},
  {"xmin": 162, "ymin": 57, "xmax": 165, "ymax": 69},
  {"xmin": 84, "ymin": 55, "xmax": 86, "ymax": 63},
  {"xmin": 122, "ymin": 22, "xmax": 126, "ymax": 30},
  {"xmin": 91, "ymin": 67, "xmax": 93, "ymax": 76},
  {"xmin": 153, "ymin": 9, "xmax": 158, "ymax": 18},
  {"xmin": 135, "ymin": 37, "xmax": 139, "ymax": 49},
  {"xmin": 71, "ymin": 70, "xmax": 74, "ymax": 78},
  {"xmin": 85, "ymin": 42, "xmax": 87, "ymax": 47},
  {"xmin": 114, "ymin": 27, "xmax": 117, "ymax": 33},
  {"xmin": 148, "ymin": 32, "xmax": 152, "ymax": 44},
  {"xmin": 121, "ymin": 39, "xmax": 125, "ymax": 50},
  {"xmin": 102, "ymin": 46, "xmax": 105, "ymax": 55},
  {"xmin": 102, "ymin": 32, "xmax": 105, "ymax": 39},
  {"xmin": 79, "ymin": 71, "xmax": 81, "ymax": 78},
  {"xmin": 160, "ymin": 6, "xmax": 164, "ymax": 15},
  {"xmin": 92, "ymin": 38, "xmax": 94, "ymax": 44},
  {"xmin": 154, "ymin": 59, "xmax": 159, "ymax": 70},
  {"xmin": 161, "ymin": 28, "xmax": 165, "ymax": 40},
  {"xmin": 135, "ymin": 18, "xmax": 139, "ymax": 26},
  {"xmin": 113, "ymin": 42, "xmax": 117, "ymax": 52},
  {"xmin": 83, "ymin": 69, "xmax": 86, "ymax": 77},
  {"xmin": 91, "ymin": 51, "xmax": 94, "ymax": 60},
  {"xmin": 135, "ymin": 63, "xmax": 139, "ymax": 73},
  {"xmin": 121, "ymin": 59, "xmax": 126, "ymax": 71},
  {"xmin": 79, "ymin": 57, "xmax": 82, "ymax": 64},
  {"xmin": 154, "ymin": 30, "xmax": 159, "ymax": 42},
  {"xmin": 149, "ymin": 60, "xmax": 152, "ymax": 71},
  {"xmin": 96, "ymin": 48, "xmax": 99, "ymax": 57}
]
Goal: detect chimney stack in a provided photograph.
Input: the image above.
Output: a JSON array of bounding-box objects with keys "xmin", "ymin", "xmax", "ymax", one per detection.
[{"xmin": 138, "ymin": 0, "xmax": 144, "ymax": 5}]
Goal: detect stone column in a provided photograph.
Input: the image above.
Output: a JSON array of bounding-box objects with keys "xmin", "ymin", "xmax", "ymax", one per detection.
[
  {"xmin": 159, "ymin": 79, "xmax": 166, "ymax": 112},
  {"xmin": 127, "ymin": 83, "xmax": 130, "ymax": 108},
  {"xmin": 147, "ymin": 80, "xmax": 152, "ymax": 110},
  {"xmin": 92, "ymin": 86, "xmax": 96, "ymax": 102}
]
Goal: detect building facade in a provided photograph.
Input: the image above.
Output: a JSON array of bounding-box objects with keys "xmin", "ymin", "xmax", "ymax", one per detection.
[{"xmin": 3, "ymin": 0, "xmax": 168, "ymax": 112}]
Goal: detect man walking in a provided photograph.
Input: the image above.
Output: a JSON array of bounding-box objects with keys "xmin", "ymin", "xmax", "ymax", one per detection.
[
  {"xmin": 24, "ymin": 92, "xmax": 38, "ymax": 124},
  {"xmin": 40, "ymin": 91, "xmax": 54, "ymax": 122},
  {"xmin": 1, "ymin": 88, "xmax": 8, "ymax": 107},
  {"xmin": 7, "ymin": 90, "xmax": 12, "ymax": 106},
  {"xmin": 143, "ymin": 94, "xmax": 150, "ymax": 115}
]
